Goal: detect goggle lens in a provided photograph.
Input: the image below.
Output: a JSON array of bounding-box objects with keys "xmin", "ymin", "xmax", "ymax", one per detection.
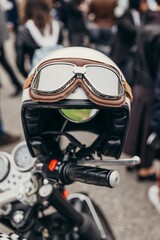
[
  {"xmin": 85, "ymin": 66, "xmax": 123, "ymax": 96},
  {"xmin": 34, "ymin": 64, "xmax": 74, "ymax": 92}
]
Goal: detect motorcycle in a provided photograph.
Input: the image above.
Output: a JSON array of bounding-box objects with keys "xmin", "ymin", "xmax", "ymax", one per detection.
[{"xmin": 0, "ymin": 141, "xmax": 140, "ymax": 240}]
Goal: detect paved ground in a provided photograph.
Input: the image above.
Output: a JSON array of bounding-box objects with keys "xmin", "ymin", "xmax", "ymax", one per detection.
[{"xmin": 0, "ymin": 33, "xmax": 160, "ymax": 240}]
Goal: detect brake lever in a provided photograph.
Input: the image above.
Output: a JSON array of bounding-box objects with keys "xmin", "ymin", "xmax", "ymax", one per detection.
[{"xmin": 78, "ymin": 156, "xmax": 140, "ymax": 167}]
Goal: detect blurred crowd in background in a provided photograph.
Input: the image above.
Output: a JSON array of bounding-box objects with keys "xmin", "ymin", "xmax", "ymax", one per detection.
[{"xmin": 0, "ymin": 0, "xmax": 160, "ymax": 187}]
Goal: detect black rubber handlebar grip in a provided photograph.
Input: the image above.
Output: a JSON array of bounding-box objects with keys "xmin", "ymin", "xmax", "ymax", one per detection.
[{"xmin": 64, "ymin": 163, "xmax": 120, "ymax": 188}]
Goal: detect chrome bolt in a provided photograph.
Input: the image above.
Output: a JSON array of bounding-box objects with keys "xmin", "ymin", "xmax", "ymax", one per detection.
[
  {"xmin": 39, "ymin": 184, "xmax": 53, "ymax": 198},
  {"xmin": 13, "ymin": 210, "xmax": 24, "ymax": 224},
  {"xmin": 17, "ymin": 193, "xmax": 23, "ymax": 200}
]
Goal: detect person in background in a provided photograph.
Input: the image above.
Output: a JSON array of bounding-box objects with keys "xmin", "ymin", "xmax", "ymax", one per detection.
[
  {"xmin": 147, "ymin": 56, "xmax": 160, "ymax": 210},
  {"xmin": 5, "ymin": 0, "xmax": 19, "ymax": 32},
  {"xmin": 64, "ymin": 0, "xmax": 88, "ymax": 46},
  {"xmin": 0, "ymin": 7, "xmax": 22, "ymax": 97},
  {"xmin": 133, "ymin": 0, "xmax": 160, "ymax": 180},
  {"xmin": 86, "ymin": 0, "xmax": 118, "ymax": 54},
  {"xmin": 110, "ymin": 0, "xmax": 148, "ymax": 87},
  {"xmin": 0, "ymin": 7, "xmax": 20, "ymax": 146},
  {"xmin": 16, "ymin": 0, "xmax": 26, "ymax": 25},
  {"xmin": 123, "ymin": 1, "xmax": 160, "ymax": 181},
  {"xmin": 16, "ymin": 0, "xmax": 63, "ymax": 78},
  {"xmin": 51, "ymin": 0, "xmax": 68, "ymax": 24}
]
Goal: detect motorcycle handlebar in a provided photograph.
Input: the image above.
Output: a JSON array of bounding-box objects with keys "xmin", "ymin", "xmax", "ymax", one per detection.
[{"xmin": 62, "ymin": 163, "xmax": 120, "ymax": 188}]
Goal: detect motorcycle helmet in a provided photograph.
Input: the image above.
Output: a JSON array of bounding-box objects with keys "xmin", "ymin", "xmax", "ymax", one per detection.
[{"xmin": 21, "ymin": 47, "xmax": 132, "ymax": 160}]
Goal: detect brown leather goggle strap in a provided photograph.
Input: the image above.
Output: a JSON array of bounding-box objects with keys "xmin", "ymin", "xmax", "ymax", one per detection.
[
  {"xmin": 123, "ymin": 79, "xmax": 133, "ymax": 101},
  {"xmin": 23, "ymin": 73, "xmax": 35, "ymax": 89},
  {"xmin": 29, "ymin": 78, "xmax": 126, "ymax": 107}
]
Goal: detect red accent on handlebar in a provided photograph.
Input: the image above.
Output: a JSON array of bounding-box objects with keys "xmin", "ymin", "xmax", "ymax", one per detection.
[
  {"xmin": 48, "ymin": 159, "xmax": 58, "ymax": 171},
  {"xmin": 62, "ymin": 190, "xmax": 69, "ymax": 198}
]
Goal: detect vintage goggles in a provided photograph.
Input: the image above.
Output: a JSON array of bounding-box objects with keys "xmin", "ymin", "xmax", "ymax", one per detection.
[
  {"xmin": 24, "ymin": 60, "xmax": 133, "ymax": 107},
  {"xmin": 31, "ymin": 62, "xmax": 124, "ymax": 97}
]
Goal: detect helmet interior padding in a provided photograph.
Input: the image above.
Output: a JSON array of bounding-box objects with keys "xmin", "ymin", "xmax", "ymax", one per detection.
[{"xmin": 22, "ymin": 101, "xmax": 129, "ymax": 159}]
